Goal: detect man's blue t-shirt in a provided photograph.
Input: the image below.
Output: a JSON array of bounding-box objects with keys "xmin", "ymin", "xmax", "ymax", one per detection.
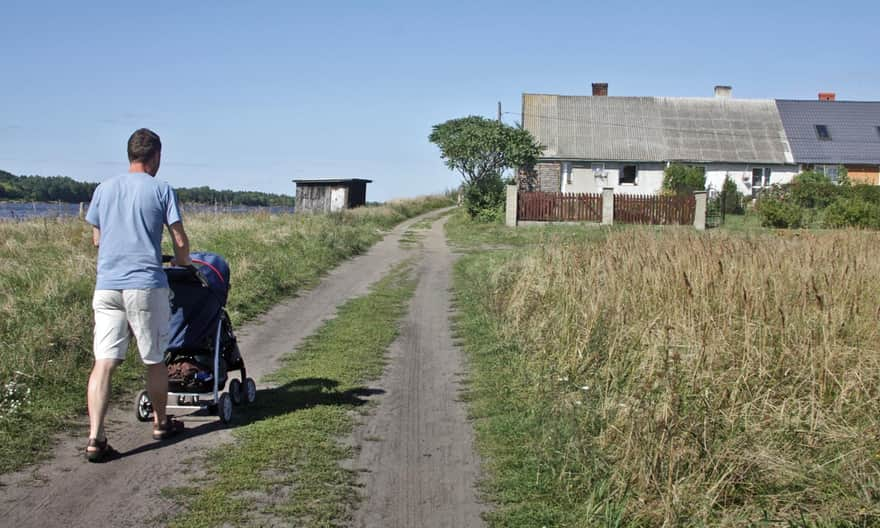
[{"xmin": 85, "ymin": 172, "xmax": 182, "ymax": 290}]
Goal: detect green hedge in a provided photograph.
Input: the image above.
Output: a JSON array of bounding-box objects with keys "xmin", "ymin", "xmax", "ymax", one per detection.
[{"xmin": 756, "ymin": 171, "xmax": 880, "ymax": 229}]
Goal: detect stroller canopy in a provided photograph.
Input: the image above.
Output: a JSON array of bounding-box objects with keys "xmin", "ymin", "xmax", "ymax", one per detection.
[
  {"xmin": 165, "ymin": 252, "xmax": 232, "ymax": 354},
  {"xmin": 190, "ymin": 252, "xmax": 231, "ymax": 305}
]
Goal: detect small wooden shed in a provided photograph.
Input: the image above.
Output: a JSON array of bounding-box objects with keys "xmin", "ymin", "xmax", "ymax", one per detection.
[{"xmin": 292, "ymin": 178, "xmax": 372, "ymax": 214}]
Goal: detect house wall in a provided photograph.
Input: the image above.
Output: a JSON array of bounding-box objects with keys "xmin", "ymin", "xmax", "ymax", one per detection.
[
  {"xmin": 531, "ymin": 159, "xmax": 799, "ymax": 196},
  {"xmin": 704, "ymin": 164, "xmax": 799, "ymax": 196},
  {"xmin": 846, "ymin": 165, "xmax": 880, "ymax": 185},
  {"xmin": 296, "ymin": 184, "xmax": 351, "ymax": 213},
  {"xmin": 563, "ymin": 162, "xmax": 665, "ymax": 195}
]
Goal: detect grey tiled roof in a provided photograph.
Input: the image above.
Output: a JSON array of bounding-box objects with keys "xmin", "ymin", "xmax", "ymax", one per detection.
[
  {"xmin": 775, "ymin": 100, "xmax": 880, "ymax": 164},
  {"xmin": 522, "ymin": 94, "xmax": 792, "ymax": 164}
]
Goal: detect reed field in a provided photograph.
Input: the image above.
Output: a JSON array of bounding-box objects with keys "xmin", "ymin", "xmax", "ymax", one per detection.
[
  {"xmin": 0, "ymin": 195, "xmax": 451, "ymax": 473},
  {"xmin": 453, "ymin": 222, "xmax": 880, "ymax": 526}
]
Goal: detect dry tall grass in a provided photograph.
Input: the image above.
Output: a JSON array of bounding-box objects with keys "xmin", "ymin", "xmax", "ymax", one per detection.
[{"xmin": 494, "ymin": 229, "xmax": 880, "ymax": 525}]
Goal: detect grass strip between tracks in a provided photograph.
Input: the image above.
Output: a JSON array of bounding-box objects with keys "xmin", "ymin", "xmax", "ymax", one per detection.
[{"xmin": 164, "ymin": 260, "xmax": 417, "ymax": 528}]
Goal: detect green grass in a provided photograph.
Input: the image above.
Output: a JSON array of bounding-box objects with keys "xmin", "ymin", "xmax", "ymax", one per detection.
[
  {"xmin": 718, "ymin": 212, "xmax": 767, "ymax": 233},
  {"xmin": 453, "ymin": 252, "xmax": 628, "ymax": 527},
  {"xmin": 444, "ymin": 211, "xmax": 610, "ymax": 250},
  {"xmin": 165, "ymin": 261, "xmax": 418, "ymax": 527},
  {"xmin": 0, "ymin": 196, "xmax": 451, "ymax": 474}
]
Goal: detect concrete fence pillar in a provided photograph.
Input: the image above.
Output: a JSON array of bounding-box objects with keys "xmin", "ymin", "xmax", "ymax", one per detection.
[
  {"xmin": 505, "ymin": 185, "xmax": 518, "ymax": 227},
  {"xmin": 693, "ymin": 191, "xmax": 707, "ymax": 231},
  {"xmin": 601, "ymin": 187, "xmax": 614, "ymax": 226}
]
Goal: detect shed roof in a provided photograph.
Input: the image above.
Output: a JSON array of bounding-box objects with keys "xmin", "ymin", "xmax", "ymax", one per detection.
[
  {"xmin": 522, "ymin": 94, "xmax": 792, "ymax": 164},
  {"xmin": 292, "ymin": 178, "xmax": 372, "ymax": 185},
  {"xmin": 775, "ymin": 100, "xmax": 880, "ymax": 165}
]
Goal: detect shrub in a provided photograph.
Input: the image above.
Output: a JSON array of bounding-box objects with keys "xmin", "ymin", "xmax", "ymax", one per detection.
[
  {"xmin": 717, "ymin": 175, "xmax": 745, "ymax": 214},
  {"xmin": 788, "ymin": 181, "xmax": 840, "ymax": 209},
  {"xmin": 756, "ymin": 192, "xmax": 804, "ymax": 228},
  {"xmin": 849, "ymin": 183, "xmax": 880, "ymax": 203},
  {"xmin": 662, "ymin": 164, "xmax": 705, "ymax": 195},
  {"xmin": 823, "ymin": 196, "xmax": 880, "ymax": 229},
  {"xmin": 463, "ymin": 174, "xmax": 505, "ymax": 223},
  {"xmin": 792, "ymin": 170, "xmax": 831, "ymax": 185}
]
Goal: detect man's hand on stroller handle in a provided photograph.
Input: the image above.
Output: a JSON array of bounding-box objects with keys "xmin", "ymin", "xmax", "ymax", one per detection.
[
  {"xmin": 163, "ymin": 255, "xmax": 210, "ymax": 288},
  {"xmin": 186, "ymin": 265, "xmax": 210, "ymax": 288}
]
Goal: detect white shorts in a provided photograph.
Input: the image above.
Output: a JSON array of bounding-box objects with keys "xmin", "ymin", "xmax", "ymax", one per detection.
[{"xmin": 92, "ymin": 289, "xmax": 171, "ymax": 365}]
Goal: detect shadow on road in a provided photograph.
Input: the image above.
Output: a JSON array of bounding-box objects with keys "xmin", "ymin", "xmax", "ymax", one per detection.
[
  {"xmin": 239, "ymin": 377, "xmax": 385, "ymax": 424},
  {"xmin": 115, "ymin": 378, "xmax": 382, "ymax": 461}
]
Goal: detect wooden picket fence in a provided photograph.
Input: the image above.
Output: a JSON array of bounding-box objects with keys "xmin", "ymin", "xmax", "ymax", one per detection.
[
  {"xmin": 517, "ymin": 192, "xmax": 602, "ymax": 222},
  {"xmin": 613, "ymin": 193, "xmax": 695, "ymax": 225}
]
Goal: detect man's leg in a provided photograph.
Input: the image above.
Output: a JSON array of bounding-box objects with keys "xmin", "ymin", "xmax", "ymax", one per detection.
[
  {"xmin": 124, "ymin": 288, "xmax": 175, "ymax": 432},
  {"xmin": 90, "ymin": 290, "xmax": 129, "ymax": 444},
  {"xmin": 146, "ymin": 363, "xmax": 168, "ymax": 427},
  {"xmin": 88, "ymin": 359, "xmax": 122, "ymax": 441}
]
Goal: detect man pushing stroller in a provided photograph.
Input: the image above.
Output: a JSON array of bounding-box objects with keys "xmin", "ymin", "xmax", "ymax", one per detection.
[{"xmin": 83, "ymin": 128, "xmax": 190, "ymax": 462}]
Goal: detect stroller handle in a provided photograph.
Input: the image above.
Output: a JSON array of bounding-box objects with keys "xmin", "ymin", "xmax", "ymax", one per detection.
[{"xmin": 163, "ymin": 255, "xmax": 210, "ymax": 289}]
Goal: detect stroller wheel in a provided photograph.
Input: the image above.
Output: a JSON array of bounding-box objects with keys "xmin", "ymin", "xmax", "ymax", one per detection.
[
  {"xmin": 217, "ymin": 393, "xmax": 233, "ymax": 424},
  {"xmin": 229, "ymin": 378, "xmax": 242, "ymax": 405},
  {"xmin": 135, "ymin": 390, "xmax": 153, "ymax": 422},
  {"xmin": 244, "ymin": 378, "xmax": 257, "ymax": 404}
]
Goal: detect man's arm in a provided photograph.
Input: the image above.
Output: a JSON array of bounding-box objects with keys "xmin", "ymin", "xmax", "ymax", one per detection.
[
  {"xmin": 169, "ymin": 222, "xmax": 192, "ymax": 267},
  {"xmin": 92, "ymin": 227, "xmax": 100, "ymax": 247}
]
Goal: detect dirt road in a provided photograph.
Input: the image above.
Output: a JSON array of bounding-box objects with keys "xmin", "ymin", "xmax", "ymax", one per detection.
[
  {"xmin": 1, "ymin": 207, "xmax": 485, "ymax": 527},
  {"xmin": 349, "ymin": 215, "xmax": 485, "ymax": 527}
]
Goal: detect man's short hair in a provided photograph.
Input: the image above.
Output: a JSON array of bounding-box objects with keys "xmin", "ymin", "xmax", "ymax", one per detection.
[{"xmin": 127, "ymin": 128, "xmax": 162, "ymax": 163}]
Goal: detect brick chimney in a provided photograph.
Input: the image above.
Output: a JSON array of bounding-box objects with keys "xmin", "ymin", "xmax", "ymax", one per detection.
[
  {"xmin": 592, "ymin": 82, "xmax": 608, "ymax": 96},
  {"xmin": 714, "ymin": 85, "xmax": 732, "ymax": 98},
  {"xmin": 819, "ymin": 92, "xmax": 836, "ymax": 101}
]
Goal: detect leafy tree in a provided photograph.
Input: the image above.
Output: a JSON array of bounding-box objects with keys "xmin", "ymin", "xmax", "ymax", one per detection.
[
  {"xmin": 429, "ymin": 116, "xmax": 543, "ymax": 185},
  {"xmin": 662, "ymin": 164, "xmax": 706, "ymax": 195},
  {"xmin": 429, "ymin": 116, "xmax": 542, "ymax": 220},
  {"xmin": 718, "ymin": 175, "xmax": 744, "ymax": 214}
]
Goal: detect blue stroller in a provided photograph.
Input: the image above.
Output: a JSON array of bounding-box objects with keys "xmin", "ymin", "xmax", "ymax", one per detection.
[{"xmin": 134, "ymin": 252, "xmax": 256, "ymax": 424}]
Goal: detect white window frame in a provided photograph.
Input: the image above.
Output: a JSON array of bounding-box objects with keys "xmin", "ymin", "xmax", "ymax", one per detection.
[
  {"xmin": 817, "ymin": 164, "xmax": 840, "ymax": 183},
  {"xmin": 751, "ymin": 167, "xmax": 771, "ymax": 188}
]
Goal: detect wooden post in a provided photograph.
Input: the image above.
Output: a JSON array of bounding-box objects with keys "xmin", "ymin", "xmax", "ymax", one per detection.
[{"xmin": 78, "ymin": 202, "xmax": 85, "ymax": 219}]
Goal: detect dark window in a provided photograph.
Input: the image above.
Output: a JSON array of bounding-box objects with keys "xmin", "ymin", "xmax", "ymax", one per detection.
[
  {"xmin": 876, "ymin": 126, "xmax": 880, "ymax": 139},
  {"xmin": 815, "ymin": 125, "xmax": 831, "ymax": 140},
  {"xmin": 620, "ymin": 165, "xmax": 637, "ymax": 184}
]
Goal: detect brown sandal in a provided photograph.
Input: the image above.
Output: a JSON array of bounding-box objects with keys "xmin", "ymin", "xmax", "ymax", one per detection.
[
  {"xmin": 152, "ymin": 417, "xmax": 185, "ymax": 440},
  {"xmin": 85, "ymin": 437, "xmax": 119, "ymax": 463}
]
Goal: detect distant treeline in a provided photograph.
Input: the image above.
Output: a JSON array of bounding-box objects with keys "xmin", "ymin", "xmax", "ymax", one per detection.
[
  {"xmin": 0, "ymin": 170, "xmax": 97, "ymax": 202},
  {"xmin": 0, "ymin": 170, "xmax": 295, "ymax": 206}
]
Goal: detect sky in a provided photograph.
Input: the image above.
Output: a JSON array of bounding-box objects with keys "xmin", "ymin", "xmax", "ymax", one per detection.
[{"xmin": 1, "ymin": 0, "xmax": 878, "ymax": 201}]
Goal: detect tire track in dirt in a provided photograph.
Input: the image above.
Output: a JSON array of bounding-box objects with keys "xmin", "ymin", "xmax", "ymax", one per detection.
[
  {"xmin": 0, "ymin": 208, "xmax": 454, "ymax": 528},
  {"xmin": 349, "ymin": 215, "xmax": 486, "ymax": 528}
]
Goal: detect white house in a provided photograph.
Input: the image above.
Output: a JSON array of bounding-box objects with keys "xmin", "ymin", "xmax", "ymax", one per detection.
[{"xmin": 520, "ymin": 85, "xmax": 799, "ymax": 197}]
